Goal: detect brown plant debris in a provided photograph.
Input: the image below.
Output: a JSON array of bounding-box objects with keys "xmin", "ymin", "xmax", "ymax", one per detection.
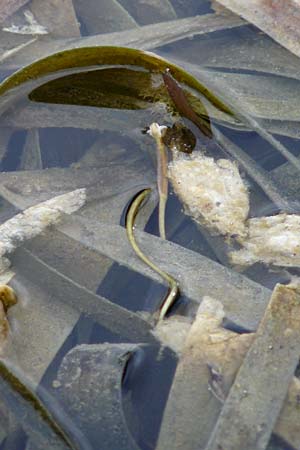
[
  {"xmin": 29, "ymin": 0, "xmax": 80, "ymax": 37},
  {"xmin": 216, "ymin": 0, "xmax": 300, "ymax": 59},
  {"xmin": 157, "ymin": 293, "xmax": 300, "ymax": 450},
  {"xmin": 0, "ymin": 0, "xmax": 29, "ymax": 24},
  {"xmin": 205, "ymin": 283, "xmax": 300, "ymax": 450},
  {"xmin": 0, "ymin": 285, "xmax": 17, "ymax": 353}
]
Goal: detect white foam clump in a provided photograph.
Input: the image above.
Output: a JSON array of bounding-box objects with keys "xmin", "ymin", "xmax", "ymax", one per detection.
[
  {"xmin": 231, "ymin": 213, "xmax": 300, "ymax": 267},
  {"xmin": 0, "ymin": 189, "xmax": 86, "ymax": 273},
  {"xmin": 147, "ymin": 122, "xmax": 167, "ymax": 138},
  {"xmin": 168, "ymin": 152, "xmax": 249, "ymax": 238},
  {"xmin": 3, "ymin": 10, "xmax": 48, "ymax": 35}
]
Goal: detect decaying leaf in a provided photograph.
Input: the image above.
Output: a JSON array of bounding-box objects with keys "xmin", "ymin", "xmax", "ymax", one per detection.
[
  {"xmin": 54, "ymin": 343, "xmax": 140, "ymax": 450},
  {"xmin": 72, "ymin": 0, "xmax": 137, "ymax": 34},
  {"xmin": 0, "ymin": 13, "xmax": 245, "ymax": 70},
  {"xmin": 0, "ymin": 285, "xmax": 18, "ymax": 353},
  {"xmin": 231, "ymin": 214, "xmax": 300, "ymax": 267},
  {"xmin": 0, "ymin": 0, "xmax": 30, "ymax": 24},
  {"xmin": 157, "ymin": 297, "xmax": 250, "ymax": 450},
  {"xmin": 20, "ymin": 129, "xmax": 42, "ymax": 170},
  {"xmin": 117, "ymin": 0, "xmax": 177, "ymax": 25},
  {"xmin": 157, "ymin": 294, "xmax": 300, "ymax": 450},
  {"xmin": 168, "ymin": 152, "xmax": 249, "ymax": 239},
  {"xmin": 205, "ymin": 283, "xmax": 300, "ymax": 450},
  {"xmin": 29, "ymin": 0, "xmax": 80, "ymax": 38},
  {"xmin": 215, "ymin": 0, "xmax": 300, "ymax": 59},
  {"xmin": 0, "ymin": 359, "xmax": 79, "ymax": 449}
]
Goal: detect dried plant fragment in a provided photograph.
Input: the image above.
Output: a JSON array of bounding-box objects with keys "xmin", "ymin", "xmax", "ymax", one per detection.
[
  {"xmin": 205, "ymin": 283, "xmax": 300, "ymax": 450},
  {"xmin": 216, "ymin": 0, "xmax": 300, "ymax": 59},
  {"xmin": 29, "ymin": 0, "xmax": 80, "ymax": 38},
  {"xmin": 169, "ymin": 152, "xmax": 249, "ymax": 239},
  {"xmin": 157, "ymin": 294, "xmax": 300, "ymax": 450},
  {"xmin": 0, "ymin": 0, "xmax": 29, "ymax": 24},
  {"xmin": 0, "ymin": 13, "xmax": 245, "ymax": 68},
  {"xmin": 0, "ymin": 285, "xmax": 17, "ymax": 354},
  {"xmin": 55, "ymin": 344, "xmax": 140, "ymax": 450},
  {"xmin": 231, "ymin": 213, "xmax": 300, "ymax": 267},
  {"xmin": 0, "ymin": 189, "xmax": 86, "ymax": 272},
  {"xmin": 72, "ymin": 0, "xmax": 137, "ymax": 34},
  {"xmin": 0, "ymin": 360, "xmax": 76, "ymax": 449},
  {"xmin": 156, "ymin": 297, "xmax": 251, "ymax": 450}
]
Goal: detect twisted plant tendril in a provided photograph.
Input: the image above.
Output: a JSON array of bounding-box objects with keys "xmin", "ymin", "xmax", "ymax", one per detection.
[{"xmin": 126, "ymin": 188, "xmax": 179, "ymax": 320}]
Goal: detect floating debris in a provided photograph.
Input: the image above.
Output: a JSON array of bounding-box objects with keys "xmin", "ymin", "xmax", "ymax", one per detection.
[
  {"xmin": 0, "ymin": 189, "xmax": 86, "ymax": 273},
  {"xmin": 169, "ymin": 152, "xmax": 249, "ymax": 239},
  {"xmin": 231, "ymin": 213, "xmax": 300, "ymax": 267},
  {"xmin": 3, "ymin": 10, "xmax": 48, "ymax": 35}
]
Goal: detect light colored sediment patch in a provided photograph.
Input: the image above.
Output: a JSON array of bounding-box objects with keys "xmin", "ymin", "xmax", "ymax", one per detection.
[
  {"xmin": 231, "ymin": 213, "xmax": 300, "ymax": 267},
  {"xmin": 168, "ymin": 152, "xmax": 249, "ymax": 239}
]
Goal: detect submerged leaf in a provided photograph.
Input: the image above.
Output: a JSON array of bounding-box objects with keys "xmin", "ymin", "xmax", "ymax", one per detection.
[
  {"xmin": 118, "ymin": 0, "xmax": 177, "ymax": 25},
  {"xmin": 0, "ymin": 13, "xmax": 245, "ymax": 69},
  {"xmin": 157, "ymin": 295, "xmax": 300, "ymax": 450},
  {"xmin": 54, "ymin": 343, "xmax": 141, "ymax": 450},
  {"xmin": 0, "ymin": 0, "xmax": 29, "ymax": 24},
  {"xmin": 72, "ymin": 0, "xmax": 137, "ymax": 34},
  {"xmin": 29, "ymin": 68, "xmax": 170, "ymax": 110},
  {"xmin": 216, "ymin": 0, "xmax": 300, "ymax": 59},
  {"xmin": 0, "ymin": 46, "xmax": 232, "ymax": 121},
  {"xmin": 0, "ymin": 359, "xmax": 81, "ymax": 449},
  {"xmin": 205, "ymin": 283, "xmax": 300, "ymax": 450}
]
